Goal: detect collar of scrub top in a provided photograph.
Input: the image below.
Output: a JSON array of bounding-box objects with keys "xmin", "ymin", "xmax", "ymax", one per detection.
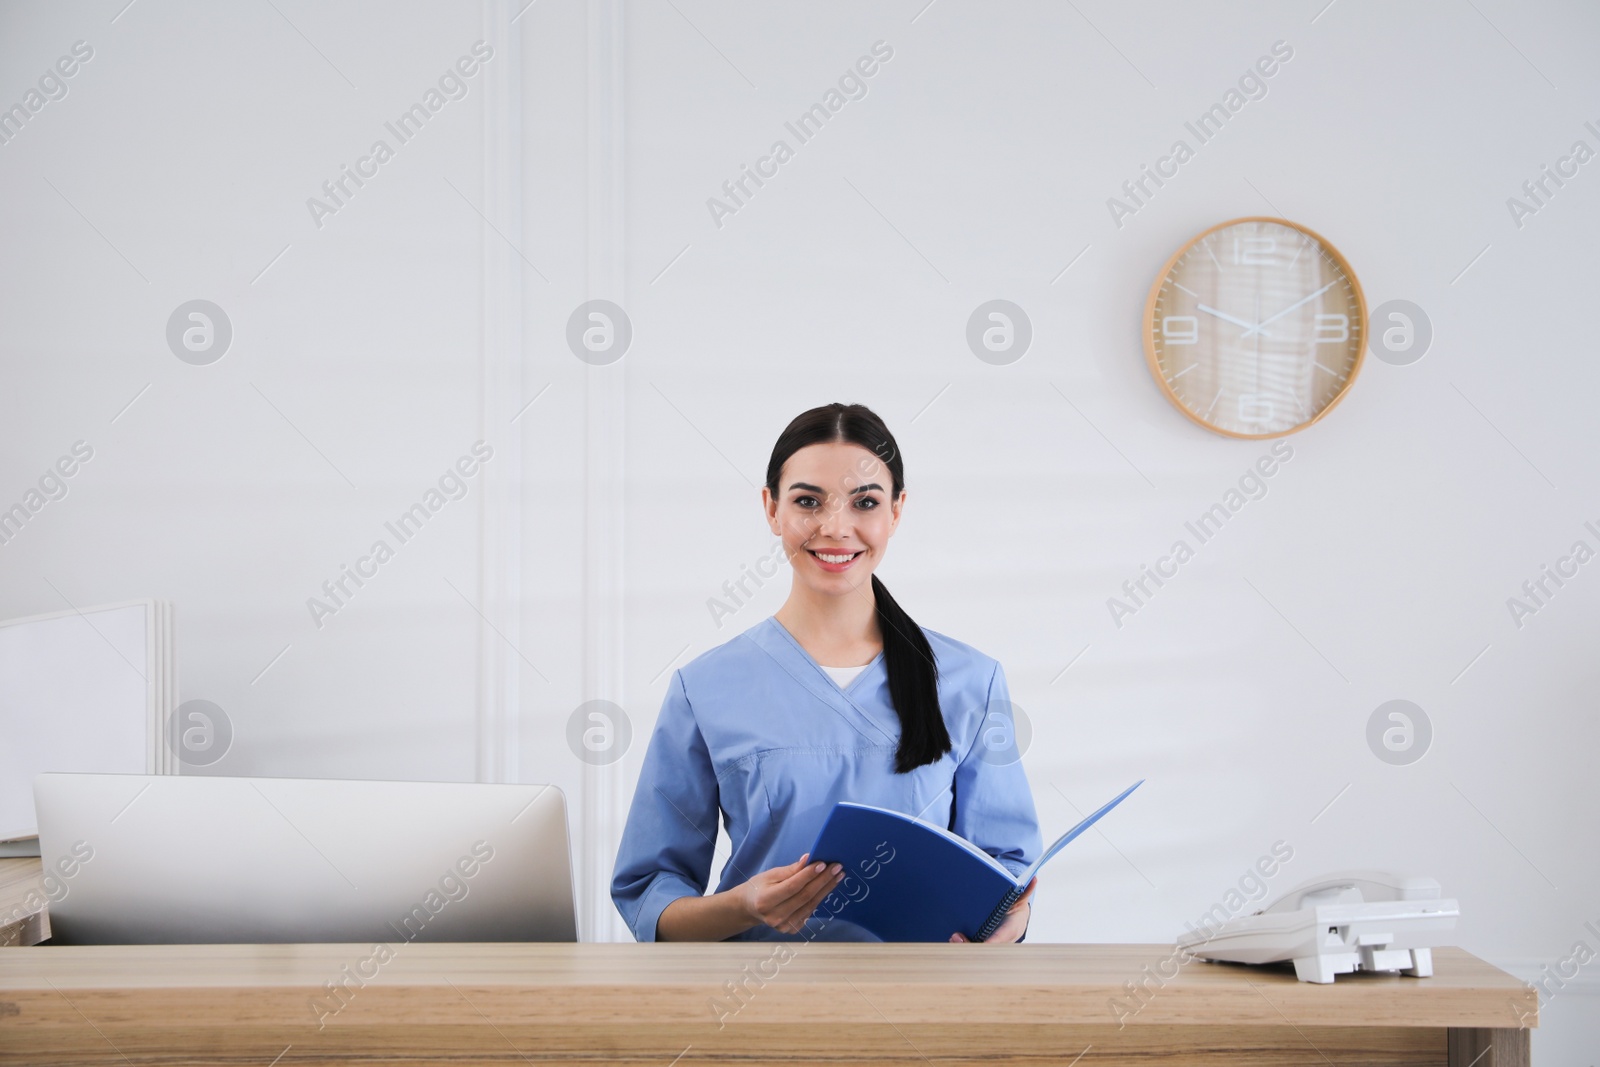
[{"xmin": 746, "ymin": 616, "xmax": 899, "ymax": 749}]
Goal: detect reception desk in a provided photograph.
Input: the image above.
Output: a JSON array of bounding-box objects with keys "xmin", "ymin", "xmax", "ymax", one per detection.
[
  {"xmin": 0, "ymin": 857, "xmax": 47, "ymax": 948},
  {"xmin": 1, "ymin": 937, "xmax": 1535, "ymax": 1065}
]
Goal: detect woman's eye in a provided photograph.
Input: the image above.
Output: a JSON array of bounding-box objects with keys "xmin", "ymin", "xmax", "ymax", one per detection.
[
  {"xmin": 855, "ymin": 497, "xmax": 878, "ymax": 510},
  {"xmin": 794, "ymin": 495, "xmax": 819, "ymax": 508}
]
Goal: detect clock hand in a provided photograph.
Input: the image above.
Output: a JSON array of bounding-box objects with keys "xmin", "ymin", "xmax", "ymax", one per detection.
[
  {"xmin": 1239, "ymin": 281, "xmax": 1336, "ymax": 339},
  {"xmin": 1196, "ymin": 303, "xmax": 1272, "ymax": 337}
]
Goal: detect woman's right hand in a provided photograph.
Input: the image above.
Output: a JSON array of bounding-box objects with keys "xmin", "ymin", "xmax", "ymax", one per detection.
[{"xmin": 735, "ymin": 853, "xmax": 845, "ymax": 934}]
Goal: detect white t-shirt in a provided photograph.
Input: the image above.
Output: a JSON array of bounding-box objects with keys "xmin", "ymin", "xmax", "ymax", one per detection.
[{"xmin": 820, "ymin": 663, "xmax": 869, "ymax": 689}]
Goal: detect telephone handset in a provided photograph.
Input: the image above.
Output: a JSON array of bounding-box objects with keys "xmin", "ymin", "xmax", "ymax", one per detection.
[
  {"xmin": 1261, "ymin": 870, "xmax": 1444, "ymax": 914},
  {"xmin": 1176, "ymin": 869, "xmax": 1460, "ymax": 984}
]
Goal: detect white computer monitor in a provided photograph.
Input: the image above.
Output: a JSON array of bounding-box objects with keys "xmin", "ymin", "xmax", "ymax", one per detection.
[{"xmin": 34, "ymin": 773, "xmax": 577, "ymax": 945}]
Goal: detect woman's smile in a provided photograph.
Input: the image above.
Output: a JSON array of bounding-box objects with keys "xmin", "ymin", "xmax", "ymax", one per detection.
[{"xmin": 807, "ymin": 547, "xmax": 864, "ymax": 572}]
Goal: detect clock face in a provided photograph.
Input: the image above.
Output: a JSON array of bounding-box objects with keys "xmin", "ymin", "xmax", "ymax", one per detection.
[{"xmin": 1145, "ymin": 217, "xmax": 1366, "ymax": 438}]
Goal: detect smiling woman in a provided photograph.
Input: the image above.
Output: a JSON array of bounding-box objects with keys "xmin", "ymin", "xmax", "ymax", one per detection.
[
  {"xmin": 610, "ymin": 403, "xmax": 1043, "ymax": 945},
  {"xmin": 760, "ymin": 405, "xmax": 947, "ymax": 775}
]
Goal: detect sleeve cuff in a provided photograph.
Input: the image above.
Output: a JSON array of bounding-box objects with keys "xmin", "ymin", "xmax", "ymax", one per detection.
[{"xmin": 632, "ymin": 875, "xmax": 703, "ymax": 943}]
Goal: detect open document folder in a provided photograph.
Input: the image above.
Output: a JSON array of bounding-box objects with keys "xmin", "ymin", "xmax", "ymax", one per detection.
[{"xmin": 808, "ymin": 779, "xmax": 1143, "ymax": 942}]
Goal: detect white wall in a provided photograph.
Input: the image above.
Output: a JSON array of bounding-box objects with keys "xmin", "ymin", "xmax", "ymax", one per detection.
[{"xmin": 3, "ymin": 0, "xmax": 1597, "ymax": 1059}]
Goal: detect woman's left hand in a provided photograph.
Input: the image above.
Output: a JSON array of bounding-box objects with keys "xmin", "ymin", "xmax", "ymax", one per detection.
[{"xmin": 950, "ymin": 877, "xmax": 1036, "ymax": 944}]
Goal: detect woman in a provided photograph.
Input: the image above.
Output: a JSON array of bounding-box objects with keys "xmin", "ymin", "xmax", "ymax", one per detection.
[{"xmin": 610, "ymin": 403, "xmax": 1041, "ymax": 942}]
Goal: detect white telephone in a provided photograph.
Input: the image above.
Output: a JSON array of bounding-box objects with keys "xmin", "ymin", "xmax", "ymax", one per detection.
[{"xmin": 1175, "ymin": 870, "xmax": 1460, "ymax": 984}]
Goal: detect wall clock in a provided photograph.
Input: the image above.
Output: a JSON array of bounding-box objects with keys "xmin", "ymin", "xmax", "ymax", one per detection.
[{"xmin": 1143, "ymin": 217, "xmax": 1367, "ymax": 439}]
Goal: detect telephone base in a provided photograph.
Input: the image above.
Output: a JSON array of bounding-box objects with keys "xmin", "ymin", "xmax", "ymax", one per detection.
[{"xmin": 1292, "ymin": 946, "xmax": 1434, "ymax": 984}]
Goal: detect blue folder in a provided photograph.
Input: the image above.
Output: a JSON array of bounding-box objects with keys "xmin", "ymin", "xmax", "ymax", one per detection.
[{"xmin": 806, "ymin": 779, "xmax": 1143, "ymax": 942}]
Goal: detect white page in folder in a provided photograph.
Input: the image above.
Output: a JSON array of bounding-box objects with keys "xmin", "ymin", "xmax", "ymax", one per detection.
[{"xmin": 0, "ymin": 603, "xmax": 153, "ymax": 841}]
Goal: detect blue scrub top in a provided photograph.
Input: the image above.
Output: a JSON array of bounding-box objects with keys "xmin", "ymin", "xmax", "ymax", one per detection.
[{"xmin": 610, "ymin": 614, "xmax": 1042, "ymax": 942}]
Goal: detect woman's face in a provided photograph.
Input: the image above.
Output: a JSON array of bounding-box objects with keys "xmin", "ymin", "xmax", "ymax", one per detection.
[{"xmin": 763, "ymin": 440, "xmax": 904, "ymax": 595}]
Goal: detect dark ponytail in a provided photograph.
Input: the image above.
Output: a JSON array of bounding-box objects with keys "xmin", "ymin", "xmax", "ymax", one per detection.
[{"xmin": 765, "ymin": 403, "xmax": 951, "ymax": 774}]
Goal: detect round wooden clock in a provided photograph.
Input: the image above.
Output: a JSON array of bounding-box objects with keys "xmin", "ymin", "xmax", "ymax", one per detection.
[{"xmin": 1143, "ymin": 217, "xmax": 1367, "ymax": 438}]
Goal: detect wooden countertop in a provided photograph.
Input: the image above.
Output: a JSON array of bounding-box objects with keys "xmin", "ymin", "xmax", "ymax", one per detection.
[{"xmin": 0, "ymin": 942, "xmax": 1535, "ymax": 1030}]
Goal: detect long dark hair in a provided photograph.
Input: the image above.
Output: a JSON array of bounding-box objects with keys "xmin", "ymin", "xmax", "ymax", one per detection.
[{"xmin": 765, "ymin": 403, "xmax": 950, "ymax": 774}]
